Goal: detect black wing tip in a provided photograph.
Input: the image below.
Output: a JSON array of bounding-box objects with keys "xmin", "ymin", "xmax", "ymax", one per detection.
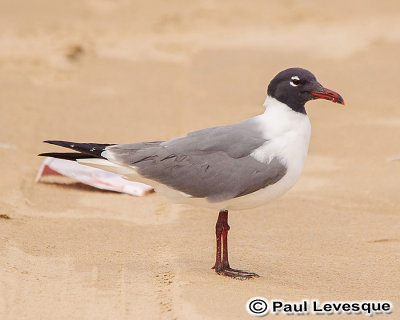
[
  {"xmin": 41, "ymin": 140, "xmax": 113, "ymax": 158},
  {"xmin": 38, "ymin": 152, "xmax": 97, "ymax": 161},
  {"xmin": 43, "ymin": 140, "xmax": 75, "ymax": 147}
]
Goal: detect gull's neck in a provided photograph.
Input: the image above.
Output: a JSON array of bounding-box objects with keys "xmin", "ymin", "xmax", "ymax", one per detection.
[
  {"xmin": 263, "ymin": 95, "xmax": 307, "ymax": 115},
  {"xmin": 255, "ymin": 95, "xmax": 310, "ymax": 139}
]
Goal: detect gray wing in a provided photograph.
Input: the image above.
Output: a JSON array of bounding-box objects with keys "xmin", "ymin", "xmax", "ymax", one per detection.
[
  {"xmin": 105, "ymin": 118, "xmax": 287, "ymax": 202},
  {"xmin": 161, "ymin": 117, "xmax": 268, "ymax": 158}
]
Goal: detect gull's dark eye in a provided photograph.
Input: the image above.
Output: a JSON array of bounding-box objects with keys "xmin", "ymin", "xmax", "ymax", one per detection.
[{"xmin": 290, "ymin": 76, "xmax": 301, "ymax": 87}]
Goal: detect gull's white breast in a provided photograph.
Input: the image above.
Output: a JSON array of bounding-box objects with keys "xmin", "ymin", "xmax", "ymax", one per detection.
[{"xmin": 220, "ymin": 96, "xmax": 311, "ymax": 210}]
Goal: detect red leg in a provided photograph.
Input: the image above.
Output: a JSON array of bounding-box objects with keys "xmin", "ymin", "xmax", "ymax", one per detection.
[
  {"xmin": 213, "ymin": 221, "xmax": 222, "ymax": 270},
  {"xmin": 212, "ymin": 210, "xmax": 259, "ymax": 279},
  {"xmin": 221, "ymin": 211, "xmax": 230, "ymax": 269}
]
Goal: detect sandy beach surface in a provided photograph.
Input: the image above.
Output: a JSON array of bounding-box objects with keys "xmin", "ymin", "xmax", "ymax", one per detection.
[{"xmin": 1, "ymin": 0, "xmax": 399, "ymax": 319}]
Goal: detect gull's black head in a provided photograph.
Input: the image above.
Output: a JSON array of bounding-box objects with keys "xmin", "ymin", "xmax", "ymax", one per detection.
[{"xmin": 267, "ymin": 67, "xmax": 344, "ymax": 114}]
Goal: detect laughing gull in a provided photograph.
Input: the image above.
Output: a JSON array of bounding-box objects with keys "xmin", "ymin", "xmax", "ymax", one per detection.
[{"xmin": 40, "ymin": 67, "xmax": 344, "ymax": 279}]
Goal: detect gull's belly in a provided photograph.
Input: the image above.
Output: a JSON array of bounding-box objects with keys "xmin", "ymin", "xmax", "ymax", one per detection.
[
  {"xmin": 222, "ymin": 160, "xmax": 305, "ymax": 210},
  {"xmin": 223, "ymin": 138, "xmax": 309, "ymax": 210}
]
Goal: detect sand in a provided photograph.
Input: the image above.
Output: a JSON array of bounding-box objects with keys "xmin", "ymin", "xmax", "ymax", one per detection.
[{"xmin": 0, "ymin": 0, "xmax": 399, "ymax": 319}]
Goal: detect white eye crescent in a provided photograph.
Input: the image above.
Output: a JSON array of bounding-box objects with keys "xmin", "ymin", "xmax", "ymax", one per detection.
[{"xmin": 290, "ymin": 76, "xmax": 301, "ymax": 87}]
